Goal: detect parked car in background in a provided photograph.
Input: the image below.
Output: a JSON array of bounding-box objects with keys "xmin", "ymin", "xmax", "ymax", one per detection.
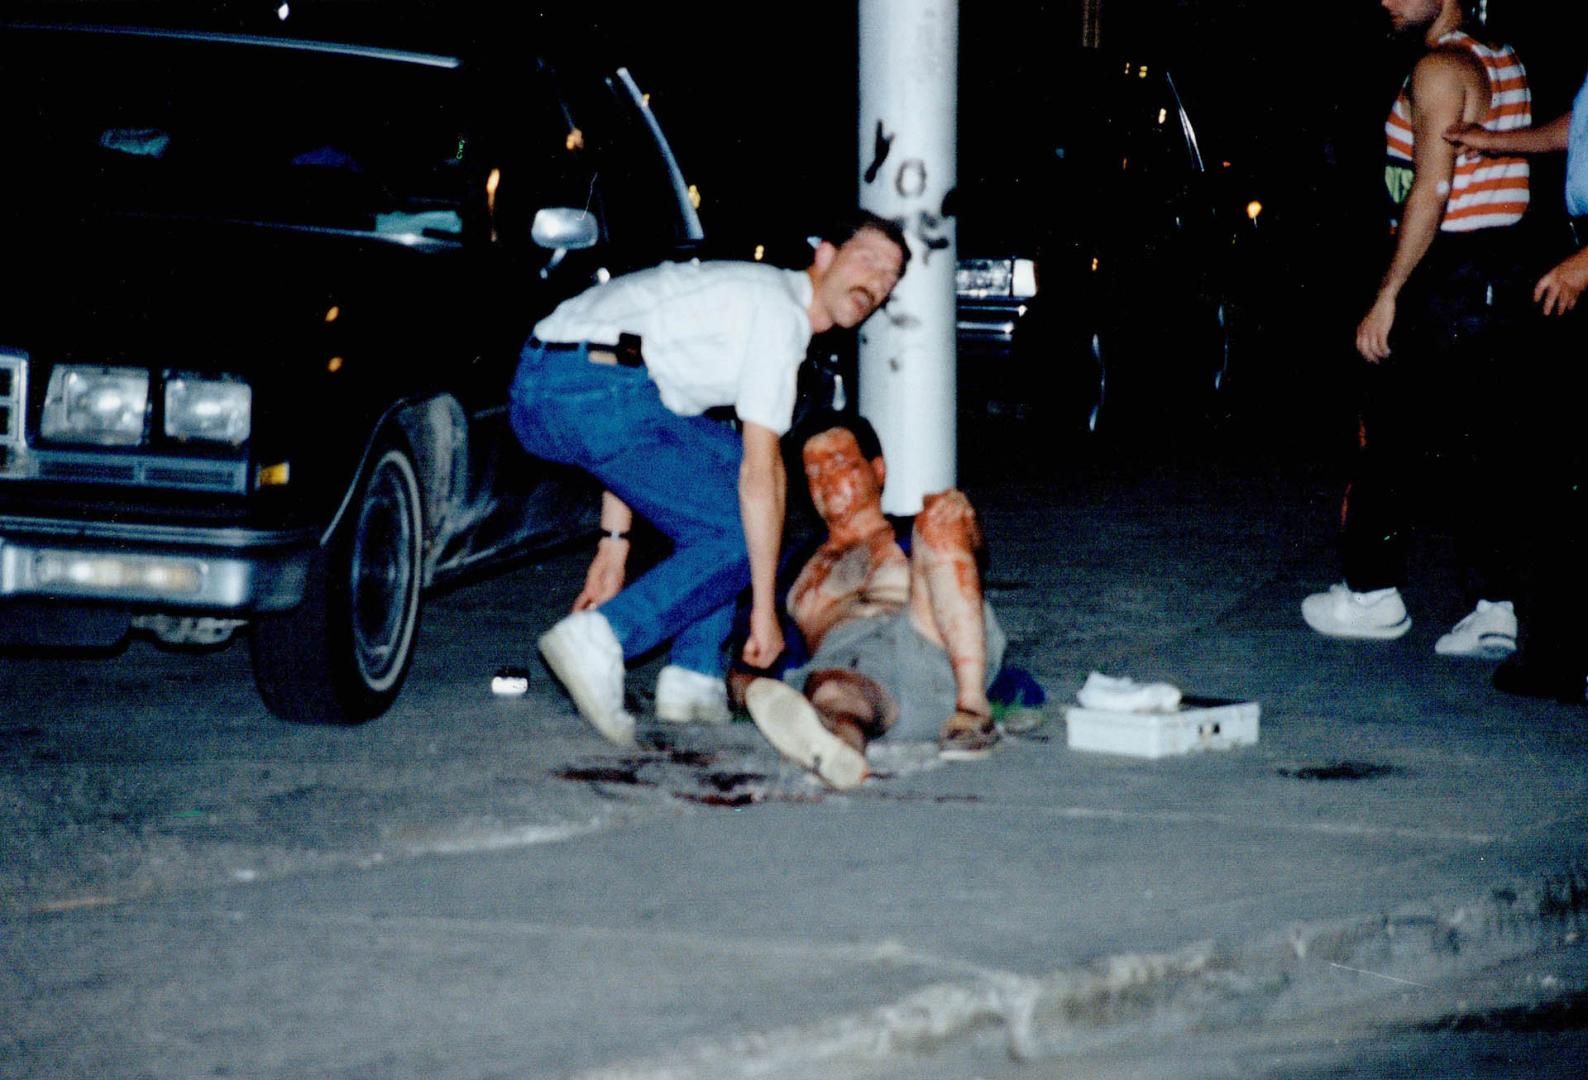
[
  {"xmin": 956, "ymin": 47, "xmax": 1271, "ymax": 438},
  {"xmin": 0, "ymin": 8, "xmax": 703, "ymax": 723}
]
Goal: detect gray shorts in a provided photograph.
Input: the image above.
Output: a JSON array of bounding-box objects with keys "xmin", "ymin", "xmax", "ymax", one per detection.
[{"xmin": 782, "ymin": 603, "xmax": 1006, "ymax": 741}]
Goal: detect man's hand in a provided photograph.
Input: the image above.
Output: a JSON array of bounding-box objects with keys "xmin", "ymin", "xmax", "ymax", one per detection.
[
  {"xmin": 741, "ymin": 603, "xmax": 785, "ymax": 669},
  {"xmin": 1442, "ymin": 120, "xmax": 1495, "ymax": 155},
  {"xmin": 572, "ymin": 538, "xmax": 627, "ymax": 612},
  {"xmin": 1536, "ymin": 248, "xmax": 1588, "ymax": 317},
  {"xmin": 1356, "ymin": 294, "xmax": 1396, "ymax": 363}
]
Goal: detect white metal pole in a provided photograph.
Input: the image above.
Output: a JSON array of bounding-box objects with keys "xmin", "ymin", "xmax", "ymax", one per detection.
[{"xmin": 858, "ymin": 0, "xmax": 957, "ymax": 517}]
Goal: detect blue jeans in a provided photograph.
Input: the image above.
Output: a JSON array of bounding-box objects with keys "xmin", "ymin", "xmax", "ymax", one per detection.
[{"xmin": 508, "ymin": 341, "xmax": 748, "ymax": 676}]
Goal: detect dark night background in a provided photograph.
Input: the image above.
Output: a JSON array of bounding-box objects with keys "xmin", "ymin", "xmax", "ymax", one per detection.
[
  {"xmin": 595, "ymin": 0, "xmax": 1586, "ymax": 448},
  {"xmin": 16, "ymin": 1, "xmax": 1585, "ymax": 278},
  {"xmin": 603, "ymin": 1, "xmax": 1587, "ymax": 248},
  {"xmin": 11, "ymin": 0, "xmax": 1587, "ymax": 442}
]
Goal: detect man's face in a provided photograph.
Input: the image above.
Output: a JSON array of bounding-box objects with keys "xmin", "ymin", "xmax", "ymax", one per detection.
[
  {"xmin": 803, "ymin": 428, "xmax": 884, "ymax": 528},
  {"xmin": 1381, "ymin": 0, "xmax": 1443, "ymax": 33},
  {"xmin": 812, "ymin": 227, "xmax": 905, "ymax": 330}
]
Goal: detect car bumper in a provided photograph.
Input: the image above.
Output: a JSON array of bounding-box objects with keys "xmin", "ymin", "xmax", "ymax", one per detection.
[
  {"xmin": 0, "ymin": 516, "xmax": 315, "ymax": 612},
  {"xmin": 957, "ymin": 299, "xmax": 1028, "ymax": 346}
]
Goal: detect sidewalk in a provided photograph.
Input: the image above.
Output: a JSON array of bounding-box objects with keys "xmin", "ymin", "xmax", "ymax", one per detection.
[{"xmin": 6, "ymin": 440, "xmax": 1587, "ymax": 1078}]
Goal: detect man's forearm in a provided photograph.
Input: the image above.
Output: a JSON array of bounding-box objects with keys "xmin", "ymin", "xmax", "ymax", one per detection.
[
  {"xmin": 1458, "ymin": 111, "xmax": 1572, "ymax": 156},
  {"xmin": 599, "ymin": 490, "xmax": 634, "ymax": 535},
  {"xmin": 737, "ymin": 425, "xmax": 786, "ymax": 618},
  {"xmin": 1379, "ymin": 184, "xmax": 1444, "ymax": 301}
]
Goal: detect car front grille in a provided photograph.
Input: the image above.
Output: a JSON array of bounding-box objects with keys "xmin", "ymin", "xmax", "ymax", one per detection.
[{"xmin": 0, "ymin": 350, "xmax": 25, "ymax": 449}]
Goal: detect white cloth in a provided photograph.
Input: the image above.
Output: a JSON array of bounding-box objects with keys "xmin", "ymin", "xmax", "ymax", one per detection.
[
  {"xmin": 1075, "ymin": 672, "xmax": 1182, "ymax": 713},
  {"xmin": 532, "ymin": 260, "xmax": 814, "ymax": 436}
]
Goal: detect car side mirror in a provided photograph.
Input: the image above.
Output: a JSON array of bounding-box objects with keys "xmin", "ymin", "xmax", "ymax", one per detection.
[{"xmin": 530, "ymin": 207, "xmax": 599, "ymax": 251}]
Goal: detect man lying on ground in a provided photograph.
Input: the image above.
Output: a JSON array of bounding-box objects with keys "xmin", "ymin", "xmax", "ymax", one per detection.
[{"xmin": 735, "ymin": 412, "xmax": 1005, "ymax": 789}]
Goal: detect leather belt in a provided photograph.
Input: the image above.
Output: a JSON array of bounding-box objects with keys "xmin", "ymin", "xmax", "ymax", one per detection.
[{"xmin": 530, "ymin": 334, "xmax": 645, "ymax": 368}]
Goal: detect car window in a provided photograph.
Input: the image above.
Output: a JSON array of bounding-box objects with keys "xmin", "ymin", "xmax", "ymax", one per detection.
[{"xmin": 1, "ymin": 29, "xmax": 474, "ymax": 240}]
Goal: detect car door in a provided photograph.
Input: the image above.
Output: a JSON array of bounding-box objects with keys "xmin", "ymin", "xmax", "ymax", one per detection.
[{"xmin": 430, "ymin": 59, "xmax": 703, "ymax": 578}]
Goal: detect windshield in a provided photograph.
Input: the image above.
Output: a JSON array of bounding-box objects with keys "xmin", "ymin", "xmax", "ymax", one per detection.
[
  {"xmin": 0, "ymin": 26, "xmax": 476, "ymax": 241},
  {"xmin": 958, "ymin": 51, "xmax": 1202, "ymax": 253}
]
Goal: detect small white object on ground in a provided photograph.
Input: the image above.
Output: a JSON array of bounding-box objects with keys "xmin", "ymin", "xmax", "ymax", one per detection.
[{"xmin": 491, "ymin": 668, "xmax": 530, "ymax": 696}]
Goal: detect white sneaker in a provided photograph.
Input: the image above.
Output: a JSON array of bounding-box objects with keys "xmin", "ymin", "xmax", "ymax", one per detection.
[
  {"xmin": 537, "ymin": 611, "xmax": 634, "ymax": 746},
  {"xmin": 744, "ymin": 677, "xmax": 868, "ymax": 790},
  {"xmin": 1434, "ymin": 599, "xmax": 1517, "ymax": 659},
  {"xmin": 1301, "ymin": 584, "xmax": 1411, "ymax": 640},
  {"xmin": 654, "ymin": 664, "xmax": 732, "ymax": 724}
]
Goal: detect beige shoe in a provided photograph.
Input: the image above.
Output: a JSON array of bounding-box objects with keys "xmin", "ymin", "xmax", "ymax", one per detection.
[
  {"xmin": 938, "ymin": 709, "xmax": 1000, "ymax": 761},
  {"xmin": 744, "ymin": 677, "xmax": 868, "ymax": 790}
]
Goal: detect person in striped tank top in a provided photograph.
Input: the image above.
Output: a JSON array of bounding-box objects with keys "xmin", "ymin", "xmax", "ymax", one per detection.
[{"xmin": 1302, "ymin": 0, "xmax": 1537, "ymax": 661}]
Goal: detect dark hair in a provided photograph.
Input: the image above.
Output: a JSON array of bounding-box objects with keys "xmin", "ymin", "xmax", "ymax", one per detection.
[
  {"xmin": 821, "ymin": 209, "xmax": 911, "ymax": 276},
  {"xmin": 792, "ymin": 408, "xmax": 885, "ymax": 465}
]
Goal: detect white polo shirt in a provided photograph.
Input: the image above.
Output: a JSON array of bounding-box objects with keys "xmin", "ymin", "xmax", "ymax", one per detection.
[{"xmin": 533, "ymin": 260, "xmax": 814, "ymax": 436}]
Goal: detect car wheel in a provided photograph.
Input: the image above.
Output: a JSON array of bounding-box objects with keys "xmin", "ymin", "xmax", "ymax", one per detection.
[{"xmin": 251, "ymin": 440, "xmax": 424, "ymax": 724}]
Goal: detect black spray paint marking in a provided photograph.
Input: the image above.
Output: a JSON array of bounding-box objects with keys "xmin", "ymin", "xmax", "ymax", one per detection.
[
  {"xmin": 864, "ymin": 120, "xmax": 894, "ymax": 185},
  {"xmin": 895, "ymin": 158, "xmax": 927, "ymax": 199},
  {"xmin": 913, "ymin": 209, "xmax": 950, "ymax": 263}
]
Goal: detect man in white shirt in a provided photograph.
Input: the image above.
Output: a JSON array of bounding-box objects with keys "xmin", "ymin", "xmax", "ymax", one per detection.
[{"xmin": 509, "ymin": 212, "xmax": 908, "ymax": 745}]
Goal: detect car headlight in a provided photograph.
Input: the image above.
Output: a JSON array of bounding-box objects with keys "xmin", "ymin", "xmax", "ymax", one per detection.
[
  {"xmin": 956, "ymin": 258, "xmax": 1039, "ymax": 300},
  {"xmin": 41, "ymin": 365, "xmax": 149, "ymax": 446},
  {"xmin": 957, "ymin": 259, "xmax": 1013, "ymax": 299},
  {"xmin": 165, "ymin": 376, "xmax": 251, "ymax": 446}
]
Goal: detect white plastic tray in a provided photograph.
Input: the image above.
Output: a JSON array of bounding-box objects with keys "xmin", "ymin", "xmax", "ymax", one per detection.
[{"xmin": 1064, "ymin": 695, "xmax": 1259, "ymax": 759}]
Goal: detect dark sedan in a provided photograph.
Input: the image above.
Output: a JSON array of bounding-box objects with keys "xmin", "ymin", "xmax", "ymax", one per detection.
[
  {"xmin": 956, "ymin": 47, "xmax": 1270, "ymax": 438},
  {"xmin": 0, "ymin": 13, "xmax": 703, "ymax": 722}
]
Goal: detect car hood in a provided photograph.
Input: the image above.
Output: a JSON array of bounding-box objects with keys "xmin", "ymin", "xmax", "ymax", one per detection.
[{"xmin": 4, "ymin": 215, "xmax": 448, "ymax": 375}]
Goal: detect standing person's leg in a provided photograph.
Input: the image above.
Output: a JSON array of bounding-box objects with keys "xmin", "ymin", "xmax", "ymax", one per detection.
[
  {"xmin": 1303, "ymin": 263, "xmax": 1434, "ymax": 640},
  {"xmin": 1430, "ymin": 231, "xmax": 1526, "ymax": 658},
  {"xmin": 1495, "ymin": 230, "xmax": 1588, "ymax": 700}
]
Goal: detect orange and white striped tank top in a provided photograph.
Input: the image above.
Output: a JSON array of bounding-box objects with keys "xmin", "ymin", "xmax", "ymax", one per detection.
[{"xmin": 1384, "ymin": 30, "xmax": 1531, "ymax": 232}]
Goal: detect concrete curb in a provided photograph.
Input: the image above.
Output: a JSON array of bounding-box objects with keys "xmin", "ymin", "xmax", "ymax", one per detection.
[{"xmin": 572, "ymin": 863, "xmax": 1588, "ymax": 1079}]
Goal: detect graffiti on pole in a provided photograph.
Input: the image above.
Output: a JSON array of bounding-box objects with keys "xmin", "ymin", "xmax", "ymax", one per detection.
[{"xmin": 863, "ymin": 120, "xmax": 894, "ymax": 185}]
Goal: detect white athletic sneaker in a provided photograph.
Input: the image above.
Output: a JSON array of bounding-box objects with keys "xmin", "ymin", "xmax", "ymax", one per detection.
[
  {"xmin": 1434, "ymin": 599, "xmax": 1518, "ymax": 659},
  {"xmin": 654, "ymin": 664, "xmax": 732, "ymax": 724},
  {"xmin": 744, "ymin": 677, "xmax": 868, "ymax": 790},
  {"xmin": 1301, "ymin": 583, "xmax": 1412, "ymax": 640},
  {"xmin": 537, "ymin": 611, "xmax": 634, "ymax": 746}
]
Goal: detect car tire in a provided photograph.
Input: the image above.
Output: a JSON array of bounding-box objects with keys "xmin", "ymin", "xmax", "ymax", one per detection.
[{"xmin": 251, "ymin": 439, "xmax": 424, "ymax": 724}]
